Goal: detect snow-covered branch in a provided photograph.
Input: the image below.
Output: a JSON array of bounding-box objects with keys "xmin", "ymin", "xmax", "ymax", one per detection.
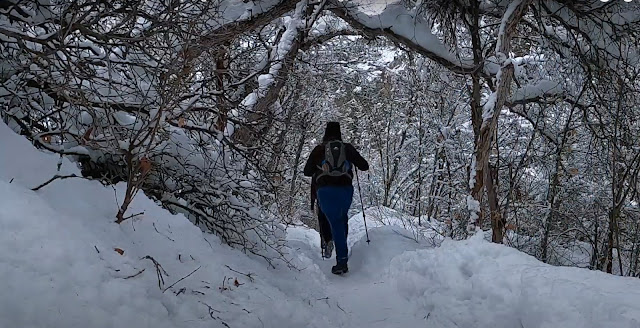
[
  {"xmin": 329, "ymin": 2, "xmax": 476, "ymax": 74},
  {"xmin": 508, "ymin": 80, "xmax": 564, "ymax": 106}
]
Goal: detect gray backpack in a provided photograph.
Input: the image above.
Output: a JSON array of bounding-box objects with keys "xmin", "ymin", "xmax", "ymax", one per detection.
[{"xmin": 317, "ymin": 140, "xmax": 351, "ymax": 179}]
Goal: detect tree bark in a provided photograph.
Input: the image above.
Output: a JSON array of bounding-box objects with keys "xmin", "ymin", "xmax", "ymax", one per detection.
[
  {"xmin": 469, "ymin": 0, "xmax": 533, "ymax": 238},
  {"xmin": 486, "ymin": 163, "xmax": 503, "ymax": 243}
]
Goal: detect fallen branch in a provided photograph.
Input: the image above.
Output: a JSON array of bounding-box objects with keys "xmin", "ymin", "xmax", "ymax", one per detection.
[
  {"xmin": 200, "ymin": 301, "xmax": 221, "ymax": 314},
  {"xmin": 225, "ymin": 264, "xmax": 255, "ymax": 282},
  {"xmin": 142, "ymin": 255, "xmax": 169, "ymax": 289},
  {"xmin": 32, "ymin": 174, "xmax": 81, "ymax": 191},
  {"xmin": 153, "ymin": 222, "xmax": 175, "ymax": 242},
  {"xmin": 123, "ymin": 268, "xmax": 146, "ymax": 279},
  {"xmin": 200, "ymin": 301, "xmax": 231, "ymax": 327},
  {"xmin": 163, "ymin": 266, "xmax": 201, "ymax": 293},
  {"xmin": 123, "ymin": 211, "xmax": 145, "ymax": 221}
]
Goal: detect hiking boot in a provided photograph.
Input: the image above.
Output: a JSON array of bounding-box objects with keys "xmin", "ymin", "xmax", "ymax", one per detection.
[
  {"xmin": 323, "ymin": 240, "xmax": 334, "ymax": 259},
  {"xmin": 331, "ymin": 262, "xmax": 348, "ymax": 275}
]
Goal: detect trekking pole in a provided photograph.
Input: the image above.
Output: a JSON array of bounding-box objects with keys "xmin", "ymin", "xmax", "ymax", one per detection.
[{"xmin": 355, "ymin": 168, "xmax": 370, "ymax": 244}]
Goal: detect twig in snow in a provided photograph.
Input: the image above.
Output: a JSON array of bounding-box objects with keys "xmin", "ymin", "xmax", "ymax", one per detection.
[
  {"xmin": 9, "ymin": 178, "xmax": 13, "ymax": 183},
  {"xmin": 153, "ymin": 222, "xmax": 175, "ymax": 242},
  {"xmin": 142, "ymin": 255, "xmax": 169, "ymax": 289},
  {"xmin": 123, "ymin": 268, "xmax": 146, "ymax": 279},
  {"xmin": 94, "ymin": 245, "xmax": 100, "ymax": 253},
  {"xmin": 123, "ymin": 211, "xmax": 144, "ymax": 220},
  {"xmin": 203, "ymin": 235, "xmax": 214, "ymax": 249},
  {"xmin": 199, "ymin": 301, "xmax": 221, "ymax": 314},
  {"xmin": 200, "ymin": 302, "xmax": 230, "ymax": 327},
  {"xmin": 163, "ymin": 266, "xmax": 201, "ymax": 293},
  {"xmin": 219, "ymin": 275, "xmax": 229, "ymax": 292},
  {"xmin": 31, "ymin": 174, "xmax": 81, "ymax": 191},
  {"xmin": 336, "ymin": 302, "xmax": 347, "ymax": 314},
  {"xmin": 224, "ymin": 264, "xmax": 255, "ymax": 282}
]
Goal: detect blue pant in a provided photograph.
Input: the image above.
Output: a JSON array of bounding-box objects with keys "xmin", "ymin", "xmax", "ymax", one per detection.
[{"xmin": 317, "ymin": 185, "xmax": 353, "ymax": 263}]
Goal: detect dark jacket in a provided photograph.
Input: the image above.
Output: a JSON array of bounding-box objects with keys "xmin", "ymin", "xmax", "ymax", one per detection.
[{"xmin": 304, "ymin": 142, "xmax": 369, "ymax": 188}]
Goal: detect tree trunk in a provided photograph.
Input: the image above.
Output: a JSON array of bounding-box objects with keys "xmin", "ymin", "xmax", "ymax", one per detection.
[
  {"xmin": 286, "ymin": 125, "xmax": 308, "ymax": 218},
  {"xmin": 486, "ymin": 163, "xmax": 503, "ymax": 243},
  {"xmin": 469, "ymin": 0, "xmax": 534, "ymax": 237},
  {"xmin": 606, "ymin": 208, "xmax": 616, "ymax": 273},
  {"xmin": 541, "ymin": 166, "xmax": 560, "ymax": 263},
  {"xmin": 591, "ymin": 215, "xmax": 600, "ymax": 270}
]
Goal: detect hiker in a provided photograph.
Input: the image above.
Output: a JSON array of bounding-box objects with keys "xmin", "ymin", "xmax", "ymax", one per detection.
[{"xmin": 304, "ymin": 122, "xmax": 369, "ymax": 274}]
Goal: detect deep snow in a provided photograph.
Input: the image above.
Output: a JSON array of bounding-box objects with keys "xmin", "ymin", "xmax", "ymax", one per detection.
[{"xmin": 2, "ymin": 121, "xmax": 640, "ymax": 328}]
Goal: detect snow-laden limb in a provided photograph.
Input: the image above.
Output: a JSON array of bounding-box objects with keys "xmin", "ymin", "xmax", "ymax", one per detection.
[
  {"xmin": 495, "ymin": 0, "xmax": 524, "ymax": 54},
  {"xmin": 508, "ymin": 79, "xmax": 563, "ymax": 105},
  {"xmin": 232, "ymin": 1, "xmax": 312, "ymax": 143},
  {"xmin": 537, "ymin": 1, "xmax": 640, "ymax": 70},
  {"xmin": 215, "ymin": 0, "xmax": 297, "ymax": 26},
  {"xmin": 257, "ymin": 2, "xmax": 307, "ymax": 101},
  {"xmin": 480, "ymin": 0, "xmax": 534, "ymax": 128},
  {"xmin": 330, "ymin": 1, "xmax": 476, "ymax": 74},
  {"xmin": 302, "ymin": 12, "xmax": 358, "ymax": 49},
  {"xmin": 201, "ymin": 0, "xmax": 301, "ymax": 47}
]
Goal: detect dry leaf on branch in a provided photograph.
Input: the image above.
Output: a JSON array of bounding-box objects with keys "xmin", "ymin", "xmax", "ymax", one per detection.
[{"xmin": 140, "ymin": 158, "xmax": 152, "ymax": 175}]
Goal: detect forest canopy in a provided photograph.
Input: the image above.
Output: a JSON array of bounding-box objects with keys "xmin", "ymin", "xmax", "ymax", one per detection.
[{"xmin": 2, "ymin": 0, "xmax": 640, "ymax": 275}]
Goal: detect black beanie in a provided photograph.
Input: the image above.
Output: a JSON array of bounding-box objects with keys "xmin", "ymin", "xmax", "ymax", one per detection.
[{"xmin": 322, "ymin": 121, "xmax": 342, "ymax": 142}]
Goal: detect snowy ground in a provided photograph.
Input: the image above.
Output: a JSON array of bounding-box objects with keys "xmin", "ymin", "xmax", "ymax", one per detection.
[{"xmin": 2, "ymin": 120, "xmax": 640, "ymax": 328}]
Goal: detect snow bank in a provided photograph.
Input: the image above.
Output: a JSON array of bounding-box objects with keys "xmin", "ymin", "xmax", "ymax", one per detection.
[
  {"xmin": 0, "ymin": 122, "xmax": 333, "ymax": 328},
  {"xmin": 390, "ymin": 232, "xmax": 640, "ymax": 328}
]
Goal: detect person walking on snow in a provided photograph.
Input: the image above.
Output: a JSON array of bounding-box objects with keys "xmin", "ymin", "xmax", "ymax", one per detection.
[{"xmin": 304, "ymin": 122, "xmax": 369, "ymax": 275}]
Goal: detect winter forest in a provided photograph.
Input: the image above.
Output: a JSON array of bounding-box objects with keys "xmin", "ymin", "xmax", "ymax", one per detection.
[{"xmin": 2, "ymin": 0, "xmax": 640, "ymax": 327}]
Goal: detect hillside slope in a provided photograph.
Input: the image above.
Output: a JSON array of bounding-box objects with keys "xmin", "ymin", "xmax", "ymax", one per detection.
[{"xmin": 2, "ymin": 122, "xmax": 640, "ymax": 328}]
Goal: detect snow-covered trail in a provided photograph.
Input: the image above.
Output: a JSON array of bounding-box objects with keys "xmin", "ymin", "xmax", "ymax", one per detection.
[
  {"xmin": 290, "ymin": 212, "xmax": 640, "ymax": 328},
  {"xmin": 287, "ymin": 221, "xmax": 432, "ymax": 327}
]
